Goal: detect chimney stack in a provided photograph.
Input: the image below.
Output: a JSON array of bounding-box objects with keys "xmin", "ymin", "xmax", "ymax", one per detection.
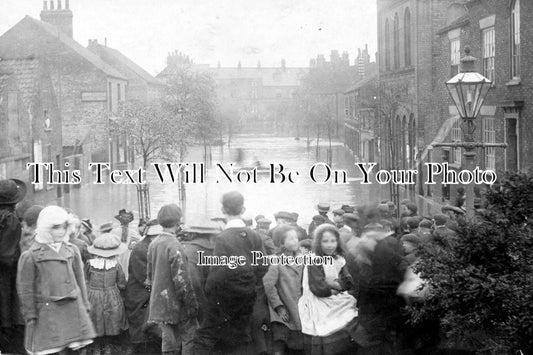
[{"xmin": 40, "ymin": 0, "xmax": 73, "ymax": 38}]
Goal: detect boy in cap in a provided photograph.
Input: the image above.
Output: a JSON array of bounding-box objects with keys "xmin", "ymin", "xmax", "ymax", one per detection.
[
  {"xmin": 432, "ymin": 214, "xmax": 457, "ymax": 249},
  {"xmin": 256, "ymin": 218, "xmax": 276, "ymax": 255},
  {"xmin": 19, "ymin": 205, "xmax": 44, "ymax": 253},
  {"xmin": 193, "ymin": 191, "xmax": 268, "ymax": 354},
  {"xmin": 308, "ymin": 203, "xmax": 334, "ymax": 236},
  {"xmin": 146, "ymin": 204, "xmax": 198, "ymax": 355},
  {"xmin": 332, "ymin": 208, "xmax": 345, "ymax": 229}
]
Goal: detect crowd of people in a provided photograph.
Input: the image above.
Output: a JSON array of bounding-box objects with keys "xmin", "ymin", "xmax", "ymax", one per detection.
[{"xmin": 0, "ymin": 177, "xmax": 468, "ymax": 355}]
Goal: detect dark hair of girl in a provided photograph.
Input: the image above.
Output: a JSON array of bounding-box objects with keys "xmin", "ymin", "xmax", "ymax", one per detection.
[{"xmin": 312, "ymin": 224, "xmax": 344, "ymax": 257}]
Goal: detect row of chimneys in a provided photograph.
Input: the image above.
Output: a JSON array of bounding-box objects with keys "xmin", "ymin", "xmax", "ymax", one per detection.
[{"xmin": 42, "ymin": 0, "xmax": 70, "ymax": 11}]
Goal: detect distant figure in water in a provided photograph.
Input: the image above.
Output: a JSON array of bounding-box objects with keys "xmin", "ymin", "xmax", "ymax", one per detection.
[{"xmin": 235, "ymin": 148, "xmax": 245, "ymax": 165}]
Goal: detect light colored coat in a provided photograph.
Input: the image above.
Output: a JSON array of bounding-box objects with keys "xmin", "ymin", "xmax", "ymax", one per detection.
[{"xmin": 17, "ymin": 242, "xmax": 96, "ymax": 353}]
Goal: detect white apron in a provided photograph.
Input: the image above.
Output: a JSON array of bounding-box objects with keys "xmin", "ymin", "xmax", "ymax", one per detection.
[{"xmin": 298, "ymin": 255, "xmax": 358, "ymax": 337}]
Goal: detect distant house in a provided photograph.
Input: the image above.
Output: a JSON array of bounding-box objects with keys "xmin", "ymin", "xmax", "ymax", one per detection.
[
  {"xmin": 0, "ymin": 57, "xmax": 62, "ymax": 199},
  {"xmin": 158, "ymin": 52, "xmax": 308, "ymax": 133},
  {"xmin": 0, "ymin": 1, "xmax": 129, "ymax": 180},
  {"xmin": 87, "ymin": 39, "xmax": 163, "ymax": 103}
]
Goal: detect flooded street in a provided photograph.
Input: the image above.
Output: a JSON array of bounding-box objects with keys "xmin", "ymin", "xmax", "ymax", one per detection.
[{"xmin": 56, "ymin": 135, "xmax": 386, "ymax": 228}]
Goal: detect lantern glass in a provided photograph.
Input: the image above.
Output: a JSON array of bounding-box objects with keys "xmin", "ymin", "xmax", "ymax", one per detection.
[{"xmin": 446, "ymin": 72, "xmax": 492, "ymax": 119}]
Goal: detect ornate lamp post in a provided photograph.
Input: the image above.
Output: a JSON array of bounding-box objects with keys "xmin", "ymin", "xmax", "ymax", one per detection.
[{"xmin": 434, "ymin": 47, "xmax": 505, "ymax": 218}]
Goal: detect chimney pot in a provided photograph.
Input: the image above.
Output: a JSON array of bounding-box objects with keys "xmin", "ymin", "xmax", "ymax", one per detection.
[
  {"xmin": 50, "ymin": 0, "xmax": 55, "ymax": 10},
  {"xmin": 43, "ymin": 1, "xmax": 48, "ymax": 10},
  {"xmin": 104, "ymin": 37, "xmax": 107, "ymax": 47},
  {"xmin": 57, "ymin": 0, "xmax": 62, "ymax": 10},
  {"xmin": 65, "ymin": 0, "xmax": 69, "ymax": 9}
]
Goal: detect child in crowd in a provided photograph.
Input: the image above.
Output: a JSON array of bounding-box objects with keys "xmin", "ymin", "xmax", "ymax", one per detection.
[
  {"xmin": 263, "ymin": 227, "xmax": 304, "ymax": 355},
  {"xmin": 19, "ymin": 205, "xmax": 43, "ymax": 253},
  {"xmin": 298, "ymin": 224, "xmax": 358, "ymax": 355},
  {"xmin": 17, "ymin": 205, "xmax": 96, "ymax": 355},
  {"xmin": 299, "ymin": 239, "xmax": 312, "ymax": 254},
  {"xmin": 86, "ymin": 233, "xmax": 129, "ymax": 355}
]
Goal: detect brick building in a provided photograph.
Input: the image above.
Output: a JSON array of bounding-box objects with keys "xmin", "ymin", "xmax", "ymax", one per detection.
[
  {"xmin": 377, "ymin": 0, "xmax": 532, "ymax": 215},
  {"xmin": 0, "ymin": 0, "xmax": 129, "ymax": 186},
  {"xmin": 0, "ymin": 57, "xmax": 62, "ymax": 199},
  {"xmin": 344, "ymin": 73, "xmax": 379, "ymax": 163},
  {"xmin": 158, "ymin": 52, "xmax": 308, "ymax": 133},
  {"xmin": 87, "ymin": 39, "xmax": 163, "ymax": 103}
]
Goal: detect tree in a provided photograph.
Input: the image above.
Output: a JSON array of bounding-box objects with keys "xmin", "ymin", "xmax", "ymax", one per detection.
[
  {"xmin": 161, "ymin": 66, "xmax": 218, "ymax": 162},
  {"xmin": 111, "ymin": 100, "xmax": 172, "ymax": 168},
  {"xmin": 409, "ymin": 171, "xmax": 533, "ymax": 354}
]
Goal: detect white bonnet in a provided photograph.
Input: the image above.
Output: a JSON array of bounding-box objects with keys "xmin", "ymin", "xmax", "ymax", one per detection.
[{"xmin": 35, "ymin": 206, "xmax": 76, "ymax": 243}]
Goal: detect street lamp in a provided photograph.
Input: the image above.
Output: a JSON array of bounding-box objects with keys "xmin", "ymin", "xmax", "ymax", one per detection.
[{"xmin": 434, "ymin": 47, "xmax": 505, "ymax": 218}]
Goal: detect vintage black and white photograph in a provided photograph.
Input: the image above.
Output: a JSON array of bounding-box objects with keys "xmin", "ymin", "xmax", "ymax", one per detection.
[{"xmin": 0, "ymin": 0, "xmax": 532, "ymax": 354}]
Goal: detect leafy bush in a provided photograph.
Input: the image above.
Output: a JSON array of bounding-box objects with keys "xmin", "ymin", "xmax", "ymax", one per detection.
[{"xmin": 408, "ymin": 172, "xmax": 533, "ymax": 354}]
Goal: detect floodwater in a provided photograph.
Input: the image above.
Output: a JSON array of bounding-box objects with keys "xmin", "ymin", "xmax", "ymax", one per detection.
[{"xmin": 57, "ymin": 135, "xmax": 386, "ymax": 229}]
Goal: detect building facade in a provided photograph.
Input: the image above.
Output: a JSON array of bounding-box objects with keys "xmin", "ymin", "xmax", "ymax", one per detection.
[
  {"xmin": 0, "ymin": 1, "xmax": 135, "ymax": 194},
  {"xmin": 377, "ymin": 0, "xmax": 533, "ymax": 215},
  {"xmin": 158, "ymin": 53, "xmax": 308, "ymax": 133}
]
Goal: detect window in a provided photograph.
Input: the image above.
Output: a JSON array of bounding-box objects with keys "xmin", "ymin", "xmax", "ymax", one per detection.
[
  {"xmin": 33, "ymin": 140, "xmax": 44, "ymax": 191},
  {"xmin": 404, "ymin": 8, "xmax": 411, "ymax": 66},
  {"xmin": 0, "ymin": 163, "xmax": 6, "ymax": 180},
  {"xmin": 482, "ymin": 27, "xmax": 495, "ymax": 83},
  {"xmin": 483, "ymin": 117, "xmax": 496, "ymax": 170},
  {"xmin": 393, "ymin": 13, "xmax": 400, "ymax": 69},
  {"xmin": 108, "ymin": 82, "xmax": 112, "ymax": 111},
  {"xmin": 7, "ymin": 92, "xmax": 18, "ymax": 138},
  {"xmin": 511, "ymin": 0, "xmax": 520, "ymax": 79},
  {"xmin": 384, "ymin": 19, "xmax": 391, "ymax": 70},
  {"xmin": 450, "ymin": 37, "xmax": 461, "ymax": 77},
  {"xmin": 451, "ymin": 119, "xmax": 461, "ymax": 165},
  {"xmin": 117, "ymin": 83, "xmax": 121, "ymax": 102}
]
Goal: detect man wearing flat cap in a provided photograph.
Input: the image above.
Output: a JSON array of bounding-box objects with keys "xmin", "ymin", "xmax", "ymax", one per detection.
[
  {"xmin": 308, "ymin": 203, "xmax": 334, "ymax": 236},
  {"xmin": 332, "ymin": 208, "xmax": 345, "ymax": 229},
  {"xmin": 270, "ymin": 211, "xmax": 293, "ymax": 246},
  {"xmin": 432, "ymin": 214, "xmax": 457, "ymax": 249},
  {"xmin": 255, "ymin": 218, "xmax": 276, "ymax": 255},
  {"xmin": 0, "ymin": 178, "xmax": 26, "ymax": 353}
]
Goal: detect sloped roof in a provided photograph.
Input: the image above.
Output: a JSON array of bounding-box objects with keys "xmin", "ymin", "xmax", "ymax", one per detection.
[
  {"xmin": 0, "ymin": 58, "xmax": 40, "ymax": 111},
  {"xmin": 88, "ymin": 42, "xmax": 160, "ymax": 85},
  {"xmin": 159, "ymin": 65, "xmax": 308, "ymax": 87},
  {"xmin": 0, "ymin": 16, "xmax": 126, "ymax": 80},
  {"xmin": 344, "ymin": 73, "xmax": 378, "ymax": 94}
]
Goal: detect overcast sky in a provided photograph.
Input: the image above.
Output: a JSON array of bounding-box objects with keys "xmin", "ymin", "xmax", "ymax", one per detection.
[{"xmin": 2, "ymin": 0, "xmax": 377, "ymax": 76}]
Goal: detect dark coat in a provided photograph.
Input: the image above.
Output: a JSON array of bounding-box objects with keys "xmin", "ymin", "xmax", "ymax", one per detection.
[
  {"xmin": 146, "ymin": 232, "xmax": 198, "ymax": 325},
  {"xmin": 0, "ymin": 207, "xmax": 21, "ymax": 328},
  {"xmin": 432, "ymin": 226, "xmax": 458, "ymax": 249},
  {"xmin": 263, "ymin": 256, "xmax": 303, "ymax": 330},
  {"xmin": 205, "ymin": 227, "xmax": 268, "ymax": 309},
  {"xmin": 203, "ymin": 227, "xmax": 268, "ymax": 346},
  {"xmin": 182, "ymin": 236, "xmax": 214, "ymax": 324},
  {"xmin": 355, "ymin": 236, "xmax": 408, "ymax": 344},
  {"xmin": 125, "ymin": 235, "xmax": 158, "ymax": 343},
  {"xmin": 17, "ymin": 242, "xmax": 95, "ymax": 353},
  {"xmin": 307, "ymin": 261, "xmax": 354, "ymax": 298}
]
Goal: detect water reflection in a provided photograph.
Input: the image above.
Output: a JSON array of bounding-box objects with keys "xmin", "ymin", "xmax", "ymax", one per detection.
[{"xmin": 59, "ymin": 135, "xmax": 385, "ymax": 228}]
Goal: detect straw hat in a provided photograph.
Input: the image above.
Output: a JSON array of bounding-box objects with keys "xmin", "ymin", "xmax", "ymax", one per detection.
[{"xmin": 87, "ymin": 233, "xmax": 127, "ymax": 257}]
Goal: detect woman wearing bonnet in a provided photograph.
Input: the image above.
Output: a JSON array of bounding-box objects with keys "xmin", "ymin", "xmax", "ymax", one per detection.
[{"xmin": 16, "ymin": 205, "xmax": 96, "ymax": 355}]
